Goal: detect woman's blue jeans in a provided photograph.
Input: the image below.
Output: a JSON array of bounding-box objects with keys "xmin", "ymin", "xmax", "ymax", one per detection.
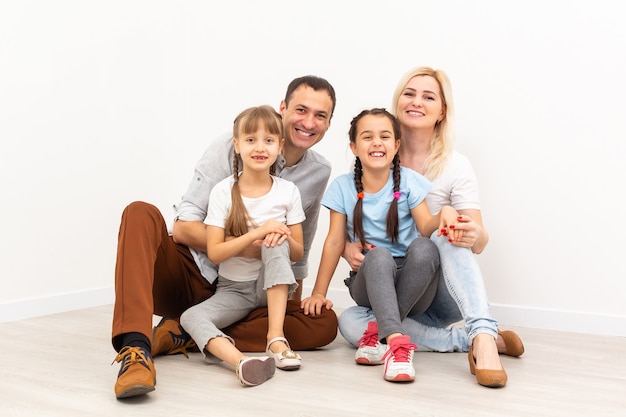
[{"xmin": 338, "ymin": 230, "xmax": 498, "ymax": 352}]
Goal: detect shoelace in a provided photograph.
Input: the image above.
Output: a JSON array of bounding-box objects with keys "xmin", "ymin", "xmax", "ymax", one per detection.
[
  {"xmin": 383, "ymin": 341, "xmax": 417, "ymax": 363},
  {"xmin": 113, "ymin": 346, "xmax": 150, "ymax": 372},
  {"xmin": 153, "ymin": 319, "xmax": 196, "ymax": 357},
  {"xmin": 357, "ymin": 329, "xmax": 379, "ymax": 347},
  {"xmin": 167, "ymin": 329, "xmax": 195, "ymax": 357}
]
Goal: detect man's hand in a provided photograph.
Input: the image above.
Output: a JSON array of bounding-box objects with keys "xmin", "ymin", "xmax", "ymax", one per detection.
[{"xmin": 342, "ymin": 241, "xmax": 375, "ymax": 271}]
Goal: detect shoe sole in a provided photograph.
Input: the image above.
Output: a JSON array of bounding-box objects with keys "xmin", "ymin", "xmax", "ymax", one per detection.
[
  {"xmin": 384, "ymin": 374, "xmax": 415, "ymax": 382},
  {"xmin": 116, "ymin": 383, "xmax": 156, "ymax": 399},
  {"xmin": 276, "ymin": 363, "xmax": 301, "ymax": 371},
  {"xmin": 274, "ymin": 356, "xmax": 301, "ymax": 371},
  {"xmin": 355, "ymin": 358, "xmax": 384, "ymax": 366},
  {"xmin": 239, "ymin": 358, "xmax": 276, "ymax": 386}
]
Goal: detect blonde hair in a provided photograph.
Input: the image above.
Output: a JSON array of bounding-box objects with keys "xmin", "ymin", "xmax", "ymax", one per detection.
[
  {"xmin": 226, "ymin": 105, "xmax": 283, "ymax": 237},
  {"xmin": 390, "ymin": 66, "xmax": 455, "ymax": 181}
]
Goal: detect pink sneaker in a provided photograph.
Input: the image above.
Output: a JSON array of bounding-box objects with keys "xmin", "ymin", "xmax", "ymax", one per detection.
[
  {"xmin": 383, "ymin": 335, "xmax": 417, "ymax": 382},
  {"xmin": 355, "ymin": 322, "xmax": 388, "ymax": 365}
]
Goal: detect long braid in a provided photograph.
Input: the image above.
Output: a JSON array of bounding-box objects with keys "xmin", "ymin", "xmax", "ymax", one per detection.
[
  {"xmin": 232, "ymin": 152, "xmax": 240, "ymax": 182},
  {"xmin": 352, "ymin": 157, "xmax": 367, "ymax": 247},
  {"xmin": 386, "ymin": 154, "xmax": 401, "ymax": 242},
  {"xmin": 225, "ymin": 152, "xmax": 250, "ymax": 237}
]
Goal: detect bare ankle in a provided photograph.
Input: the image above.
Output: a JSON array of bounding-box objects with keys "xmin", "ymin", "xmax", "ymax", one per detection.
[
  {"xmin": 472, "ymin": 334, "xmax": 502, "ymax": 370},
  {"xmin": 267, "ymin": 336, "xmax": 288, "ymax": 353}
]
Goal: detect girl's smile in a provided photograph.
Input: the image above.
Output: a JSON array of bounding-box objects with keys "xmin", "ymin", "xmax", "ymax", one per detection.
[{"xmin": 350, "ymin": 114, "xmax": 400, "ymax": 171}]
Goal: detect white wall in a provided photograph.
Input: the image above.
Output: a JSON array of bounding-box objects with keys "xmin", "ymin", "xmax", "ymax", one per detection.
[{"xmin": 1, "ymin": 1, "xmax": 625, "ymax": 336}]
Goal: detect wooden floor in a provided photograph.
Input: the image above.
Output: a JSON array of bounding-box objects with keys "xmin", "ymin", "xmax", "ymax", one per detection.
[{"xmin": 0, "ymin": 305, "xmax": 625, "ymax": 417}]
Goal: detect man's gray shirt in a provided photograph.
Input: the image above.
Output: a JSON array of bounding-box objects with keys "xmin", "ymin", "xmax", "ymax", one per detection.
[{"xmin": 174, "ymin": 133, "xmax": 332, "ymax": 284}]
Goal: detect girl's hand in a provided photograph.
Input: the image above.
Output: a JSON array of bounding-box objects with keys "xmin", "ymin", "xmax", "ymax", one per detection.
[
  {"xmin": 301, "ymin": 293, "xmax": 334, "ymax": 316},
  {"xmin": 438, "ymin": 206, "xmax": 464, "ymax": 243},
  {"xmin": 257, "ymin": 219, "xmax": 291, "ymax": 247},
  {"xmin": 263, "ymin": 232, "xmax": 289, "ymax": 247},
  {"xmin": 342, "ymin": 241, "xmax": 374, "ymax": 271}
]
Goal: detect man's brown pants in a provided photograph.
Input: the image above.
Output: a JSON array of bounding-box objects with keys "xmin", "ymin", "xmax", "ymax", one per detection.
[{"xmin": 112, "ymin": 201, "xmax": 337, "ymax": 352}]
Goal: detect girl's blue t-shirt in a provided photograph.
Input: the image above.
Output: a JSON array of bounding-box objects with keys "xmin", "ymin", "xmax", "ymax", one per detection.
[{"xmin": 322, "ymin": 166, "xmax": 432, "ymax": 257}]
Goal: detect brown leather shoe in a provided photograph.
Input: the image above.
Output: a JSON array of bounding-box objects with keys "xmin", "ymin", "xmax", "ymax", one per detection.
[
  {"xmin": 468, "ymin": 343, "xmax": 507, "ymax": 388},
  {"xmin": 113, "ymin": 347, "xmax": 156, "ymax": 399},
  {"xmin": 498, "ymin": 330, "xmax": 525, "ymax": 357},
  {"xmin": 151, "ymin": 317, "xmax": 197, "ymax": 357}
]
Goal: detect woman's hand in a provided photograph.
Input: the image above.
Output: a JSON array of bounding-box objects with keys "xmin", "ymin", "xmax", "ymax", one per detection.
[
  {"xmin": 301, "ymin": 293, "xmax": 334, "ymax": 316},
  {"xmin": 449, "ymin": 214, "xmax": 481, "ymax": 248},
  {"xmin": 436, "ymin": 209, "xmax": 488, "ymax": 253}
]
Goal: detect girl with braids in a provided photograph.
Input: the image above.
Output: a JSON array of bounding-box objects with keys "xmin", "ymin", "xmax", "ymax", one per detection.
[
  {"xmin": 302, "ymin": 108, "xmax": 459, "ymax": 382},
  {"xmin": 338, "ymin": 67, "xmax": 524, "ymax": 388},
  {"xmin": 180, "ymin": 105, "xmax": 305, "ymax": 387}
]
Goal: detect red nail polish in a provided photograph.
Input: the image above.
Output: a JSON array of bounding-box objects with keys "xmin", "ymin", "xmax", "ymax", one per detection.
[
  {"xmin": 448, "ymin": 238, "xmax": 453, "ymax": 242},
  {"xmin": 449, "ymin": 225, "xmax": 455, "ymax": 229}
]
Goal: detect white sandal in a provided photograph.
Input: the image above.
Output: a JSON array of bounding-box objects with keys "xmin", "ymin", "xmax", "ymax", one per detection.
[{"xmin": 266, "ymin": 337, "xmax": 301, "ymax": 371}]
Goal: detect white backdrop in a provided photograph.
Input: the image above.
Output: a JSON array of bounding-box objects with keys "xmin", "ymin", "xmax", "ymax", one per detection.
[{"xmin": 1, "ymin": 1, "xmax": 625, "ymax": 336}]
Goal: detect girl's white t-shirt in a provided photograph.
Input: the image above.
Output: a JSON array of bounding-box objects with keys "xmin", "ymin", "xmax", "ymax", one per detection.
[{"xmin": 205, "ymin": 175, "xmax": 305, "ymax": 282}]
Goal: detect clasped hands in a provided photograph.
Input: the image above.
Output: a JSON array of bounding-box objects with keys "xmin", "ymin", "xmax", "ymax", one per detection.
[{"xmin": 226, "ymin": 219, "xmax": 291, "ymax": 259}]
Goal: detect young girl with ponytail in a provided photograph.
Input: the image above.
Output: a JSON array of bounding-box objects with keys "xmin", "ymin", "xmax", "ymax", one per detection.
[
  {"xmin": 301, "ymin": 108, "xmax": 459, "ymax": 382},
  {"xmin": 180, "ymin": 105, "xmax": 304, "ymax": 387}
]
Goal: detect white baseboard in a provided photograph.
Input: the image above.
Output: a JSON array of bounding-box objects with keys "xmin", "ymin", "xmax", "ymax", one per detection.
[
  {"xmin": 3, "ymin": 286, "xmax": 625, "ymax": 338},
  {"xmin": 303, "ymin": 286, "xmax": 626, "ymax": 338},
  {"xmin": 0, "ymin": 286, "xmax": 114, "ymax": 323},
  {"xmin": 489, "ymin": 303, "xmax": 626, "ymax": 337}
]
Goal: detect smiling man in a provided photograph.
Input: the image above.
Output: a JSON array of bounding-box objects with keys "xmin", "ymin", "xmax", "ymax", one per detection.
[{"xmin": 111, "ymin": 76, "xmax": 338, "ymax": 399}]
